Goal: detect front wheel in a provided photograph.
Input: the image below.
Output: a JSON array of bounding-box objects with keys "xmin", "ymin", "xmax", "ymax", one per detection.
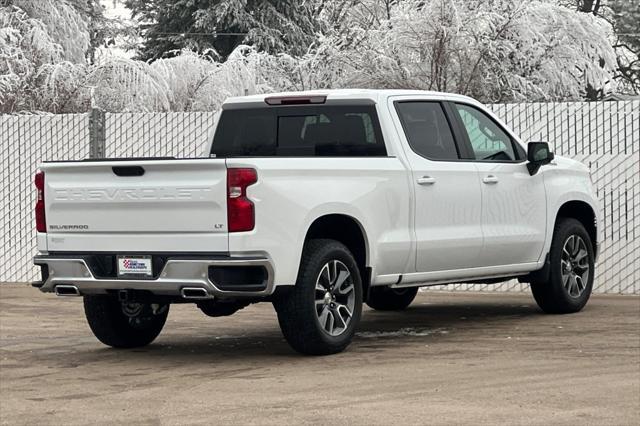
[
  {"xmin": 84, "ymin": 295, "xmax": 169, "ymax": 348},
  {"xmin": 273, "ymin": 239, "xmax": 363, "ymax": 355},
  {"xmin": 530, "ymin": 218, "xmax": 595, "ymax": 314}
]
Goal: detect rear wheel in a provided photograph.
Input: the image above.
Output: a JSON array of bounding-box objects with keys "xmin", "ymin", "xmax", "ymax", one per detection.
[
  {"xmin": 83, "ymin": 295, "xmax": 169, "ymax": 348},
  {"xmin": 531, "ymin": 218, "xmax": 594, "ymax": 314},
  {"xmin": 366, "ymin": 286, "xmax": 418, "ymax": 311},
  {"xmin": 273, "ymin": 239, "xmax": 362, "ymax": 355}
]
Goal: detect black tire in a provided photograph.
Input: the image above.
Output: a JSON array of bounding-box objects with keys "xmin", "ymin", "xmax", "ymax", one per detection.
[
  {"xmin": 531, "ymin": 218, "xmax": 595, "ymax": 314},
  {"xmin": 366, "ymin": 286, "xmax": 418, "ymax": 311},
  {"xmin": 83, "ymin": 295, "xmax": 169, "ymax": 348},
  {"xmin": 273, "ymin": 239, "xmax": 363, "ymax": 355}
]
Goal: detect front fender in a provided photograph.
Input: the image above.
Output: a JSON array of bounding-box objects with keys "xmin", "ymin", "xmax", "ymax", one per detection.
[{"xmin": 541, "ymin": 158, "xmax": 601, "ymax": 261}]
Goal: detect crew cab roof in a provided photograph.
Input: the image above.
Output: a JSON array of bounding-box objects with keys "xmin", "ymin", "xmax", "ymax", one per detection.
[{"xmin": 223, "ymin": 89, "xmax": 482, "ymax": 109}]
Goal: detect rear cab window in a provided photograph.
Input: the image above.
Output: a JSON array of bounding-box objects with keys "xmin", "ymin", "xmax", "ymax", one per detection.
[{"xmin": 211, "ymin": 105, "xmax": 387, "ymax": 157}]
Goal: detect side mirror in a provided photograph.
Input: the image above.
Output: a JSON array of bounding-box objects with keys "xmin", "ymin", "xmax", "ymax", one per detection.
[{"xmin": 527, "ymin": 142, "xmax": 554, "ymax": 176}]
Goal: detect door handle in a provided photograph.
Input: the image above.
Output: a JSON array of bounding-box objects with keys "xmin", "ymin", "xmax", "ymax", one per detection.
[
  {"xmin": 482, "ymin": 175, "xmax": 499, "ymax": 184},
  {"xmin": 112, "ymin": 166, "xmax": 145, "ymax": 177},
  {"xmin": 417, "ymin": 176, "xmax": 436, "ymax": 185}
]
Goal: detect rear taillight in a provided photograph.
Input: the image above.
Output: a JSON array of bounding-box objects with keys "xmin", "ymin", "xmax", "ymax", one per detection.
[
  {"xmin": 34, "ymin": 171, "xmax": 46, "ymax": 232},
  {"xmin": 227, "ymin": 168, "xmax": 257, "ymax": 232}
]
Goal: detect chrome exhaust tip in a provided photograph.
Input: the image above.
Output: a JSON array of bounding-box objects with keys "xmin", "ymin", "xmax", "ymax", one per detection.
[
  {"xmin": 181, "ymin": 287, "xmax": 210, "ymax": 299},
  {"xmin": 54, "ymin": 285, "xmax": 80, "ymax": 296}
]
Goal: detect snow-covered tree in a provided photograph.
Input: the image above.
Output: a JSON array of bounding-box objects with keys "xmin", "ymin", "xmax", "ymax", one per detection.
[
  {"xmin": 86, "ymin": 46, "xmax": 278, "ymax": 112},
  {"xmin": 0, "ymin": 0, "xmax": 628, "ymax": 113},
  {"xmin": 310, "ymin": 0, "xmax": 618, "ymax": 102},
  {"xmin": 12, "ymin": 0, "xmax": 91, "ymax": 63},
  {"xmin": 0, "ymin": 3, "xmax": 66, "ymax": 112},
  {"xmin": 610, "ymin": 0, "xmax": 640, "ymax": 93},
  {"xmin": 0, "ymin": 0, "xmax": 122, "ymax": 113},
  {"xmin": 547, "ymin": 0, "xmax": 639, "ymax": 95}
]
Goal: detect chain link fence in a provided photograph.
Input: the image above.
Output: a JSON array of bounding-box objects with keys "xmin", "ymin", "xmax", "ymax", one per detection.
[
  {"xmin": 1, "ymin": 101, "xmax": 638, "ymax": 294},
  {"xmin": 1, "ymin": 114, "xmax": 89, "ymax": 282},
  {"xmin": 104, "ymin": 112, "xmax": 216, "ymax": 158}
]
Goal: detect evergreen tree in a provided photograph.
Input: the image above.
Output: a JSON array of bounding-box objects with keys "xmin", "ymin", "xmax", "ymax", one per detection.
[{"xmin": 126, "ymin": 0, "xmax": 319, "ymax": 61}]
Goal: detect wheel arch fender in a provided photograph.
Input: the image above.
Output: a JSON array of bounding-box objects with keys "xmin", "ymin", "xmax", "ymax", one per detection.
[
  {"xmin": 550, "ymin": 194, "xmax": 600, "ymax": 258},
  {"xmin": 523, "ymin": 195, "xmax": 599, "ymax": 285},
  {"xmin": 295, "ymin": 205, "xmax": 372, "ymax": 289}
]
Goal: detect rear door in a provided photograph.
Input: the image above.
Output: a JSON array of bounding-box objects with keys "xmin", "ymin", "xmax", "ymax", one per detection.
[
  {"xmin": 42, "ymin": 159, "xmax": 228, "ymax": 253},
  {"xmin": 391, "ymin": 99, "xmax": 484, "ymax": 273},
  {"xmin": 449, "ymin": 102, "xmax": 546, "ymax": 266}
]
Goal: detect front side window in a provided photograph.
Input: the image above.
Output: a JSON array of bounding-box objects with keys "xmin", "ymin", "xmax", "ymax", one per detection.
[
  {"xmin": 454, "ymin": 104, "xmax": 519, "ymax": 161},
  {"xmin": 211, "ymin": 105, "xmax": 386, "ymax": 157},
  {"xmin": 395, "ymin": 102, "xmax": 459, "ymax": 160}
]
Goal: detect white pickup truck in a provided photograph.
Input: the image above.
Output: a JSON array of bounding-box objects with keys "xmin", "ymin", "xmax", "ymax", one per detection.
[{"xmin": 33, "ymin": 90, "xmax": 600, "ymax": 355}]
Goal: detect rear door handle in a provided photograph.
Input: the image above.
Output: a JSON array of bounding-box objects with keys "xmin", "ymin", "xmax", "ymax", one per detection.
[
  {"xmin": 482, "ymin": 175, "xmax": 499, "ymax": 184},
  {"xmin": 417, "ymin": 176, "xmax": 436, "ymax": 185}
]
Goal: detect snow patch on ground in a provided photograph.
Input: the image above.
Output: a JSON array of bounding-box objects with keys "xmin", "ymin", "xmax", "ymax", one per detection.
[{"xmin": 356, "ymin": 327, "xmax": 449, "ymax": 338}]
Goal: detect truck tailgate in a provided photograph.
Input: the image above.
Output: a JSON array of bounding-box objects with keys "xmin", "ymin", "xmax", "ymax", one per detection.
[{"xmin": 40, "ymin": 159, "xmax": 228, "ymax": 253}]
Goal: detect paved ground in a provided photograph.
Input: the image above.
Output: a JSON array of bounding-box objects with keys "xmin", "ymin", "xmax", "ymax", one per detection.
[{"xmin": 0, "ymin": 283, "xmax": 638, "ymax": 426}]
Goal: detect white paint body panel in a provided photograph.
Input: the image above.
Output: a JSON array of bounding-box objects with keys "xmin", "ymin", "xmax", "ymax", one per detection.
[
  {"xmin": 473, "ymin": 161, "xmax": 547, "ymax": 266},
  {"xmin": 226, "ymin": 157, "xmax": 412, "ymax": 286},
  {"xmin": 36, "ymin": 89, "xmax": 601, "ymax": 291}
]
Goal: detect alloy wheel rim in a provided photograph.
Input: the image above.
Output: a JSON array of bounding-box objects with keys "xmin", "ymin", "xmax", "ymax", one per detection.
[
  {"xmin": 561, "ymin": 235, "xmax": 590, "ymax": 298},
  {"xmin": 314, "ymin": 260, "xmax": 355, "ymax": 336}
]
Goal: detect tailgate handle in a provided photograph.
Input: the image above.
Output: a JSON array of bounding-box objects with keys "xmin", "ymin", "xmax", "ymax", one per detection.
[{"xmin": 112, "ymin": 166, "xmax": 145, "ymax": 177}]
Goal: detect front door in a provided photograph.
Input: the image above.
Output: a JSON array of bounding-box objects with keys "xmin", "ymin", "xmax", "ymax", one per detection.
[{"xmin": 450, "ymin": 102, "xmax": 547, "ymax": 267}]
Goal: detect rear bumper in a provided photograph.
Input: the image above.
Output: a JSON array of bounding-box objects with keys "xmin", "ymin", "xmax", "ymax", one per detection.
[{"xmin": 33, "ymin": 254, "xmax": 275, "ymax": 299}]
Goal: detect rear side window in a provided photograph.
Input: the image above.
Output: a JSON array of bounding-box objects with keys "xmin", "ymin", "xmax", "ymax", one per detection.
[
  {"xmin": 211, "ymin": 105, "xmax": 387, "ymax": 157},
  {"xmin": 395, "ymin": 102, "xmax": 459, "ymax": 160}
]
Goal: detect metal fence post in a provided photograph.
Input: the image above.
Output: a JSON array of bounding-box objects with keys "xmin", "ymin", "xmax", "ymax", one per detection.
[{"xmin": 89, "ymin": 108, "xmax": 106, "ymax": 158}]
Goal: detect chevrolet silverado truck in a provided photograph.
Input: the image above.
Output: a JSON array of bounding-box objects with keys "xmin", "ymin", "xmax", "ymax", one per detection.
[{"xmin": 33, "ymin": 90, "xmax": 600, "ymax": 355}]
